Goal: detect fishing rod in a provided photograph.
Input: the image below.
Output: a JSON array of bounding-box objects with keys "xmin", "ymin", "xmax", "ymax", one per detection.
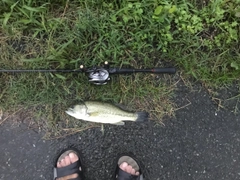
[{"xmin": 0, "ymin": 61, "xmax": 176, "ymax": 85}]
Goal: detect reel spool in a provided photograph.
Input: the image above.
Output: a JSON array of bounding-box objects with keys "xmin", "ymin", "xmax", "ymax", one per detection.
[{"xmin": 80, "ymin": 61, "xmax": 110, "ymax": 85}]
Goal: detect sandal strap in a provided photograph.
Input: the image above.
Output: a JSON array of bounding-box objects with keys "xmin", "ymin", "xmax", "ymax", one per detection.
[
  {"xmin": 54, "ymin": 160, "xmax": 82, "ymax": 180},
  {"xmin": 116, "ymin": 168, "xmax": 143, "ymax": 180},
  {"xmin": 68, "ymin": 176, "xmax": 82, "ymax": 180}
]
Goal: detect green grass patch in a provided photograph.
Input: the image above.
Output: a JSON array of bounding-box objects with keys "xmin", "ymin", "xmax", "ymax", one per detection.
[{"xmin": 0, "ymin": 0, "xmax": 240, "ymax": 136}]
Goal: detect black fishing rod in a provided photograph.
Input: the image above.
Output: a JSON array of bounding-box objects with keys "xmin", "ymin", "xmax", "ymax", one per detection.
[
  {"xmin": 0, "ymin": 61, "xmax": 176, "ymax": 85},
  {"xmin": 0, "ymin": 69, "xmax": 83, "ymax": 73}
]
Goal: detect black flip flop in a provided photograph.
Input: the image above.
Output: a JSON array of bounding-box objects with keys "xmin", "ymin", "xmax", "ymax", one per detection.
[
  {"xmin": 53, "ymin": 147, "xmax": 83, "ymax": 180},
  {"xmin": 115, "ymin": 153, "xmax": 144, "ymax": 180}
]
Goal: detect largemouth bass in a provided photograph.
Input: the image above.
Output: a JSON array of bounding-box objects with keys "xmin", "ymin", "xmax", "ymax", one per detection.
[{"xmin": 65, "ymin": 101, "xmax": 148, "ymax": 125}]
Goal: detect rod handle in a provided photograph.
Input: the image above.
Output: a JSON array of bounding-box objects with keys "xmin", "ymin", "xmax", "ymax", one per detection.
[
  {"xmin": 148, "ymin": 67, "xmax": 176, "ymax": 74},
  {"xmin": 112, "ymin": 68, "xmax": 135, "ymax": 73},
  {"xmin": 109, "ymin": 67, "xmax": 176, "ymax": 74}
]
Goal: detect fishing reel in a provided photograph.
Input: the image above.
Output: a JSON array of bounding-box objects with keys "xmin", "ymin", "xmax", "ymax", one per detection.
[
  {"xmin": 80, "ymin": 61, "xmax": 111, "ymax": 85},
  {"xmin": 86, "ymin": 67, "xmax": 110, "ymax": 85}
]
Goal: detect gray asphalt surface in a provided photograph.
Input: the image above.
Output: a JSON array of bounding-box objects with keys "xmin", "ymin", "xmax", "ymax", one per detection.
[{"xmin": 1, "ymin": 83, "xmax": 240, "ymax": 180}]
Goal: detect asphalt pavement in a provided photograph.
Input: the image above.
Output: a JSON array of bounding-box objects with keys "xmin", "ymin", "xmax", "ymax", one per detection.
[{"xmin": 1, "ymin": 82, "xmax": 240, "ymax": 180}]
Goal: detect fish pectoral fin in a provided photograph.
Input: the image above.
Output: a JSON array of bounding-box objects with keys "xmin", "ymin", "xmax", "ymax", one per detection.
[
  {"xmin": 112, "ymin": 121, "xmax": 125, "ymax": 125},
  {"xmin": 88, "ymin": 112, "xmax": 99, "ymax": 117}
]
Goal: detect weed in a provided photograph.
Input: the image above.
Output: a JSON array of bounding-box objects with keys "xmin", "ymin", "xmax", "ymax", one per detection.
[{"xmin": 0, "ymin": 0, "xmax": 239, "ymax": 136}]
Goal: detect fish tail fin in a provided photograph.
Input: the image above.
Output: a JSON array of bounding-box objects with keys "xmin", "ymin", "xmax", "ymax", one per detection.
[{"xmin": 135, "ymin": 112, "xmax": 149, "ymax": 122}]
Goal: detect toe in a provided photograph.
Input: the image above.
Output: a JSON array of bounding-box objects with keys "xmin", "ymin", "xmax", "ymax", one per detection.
[
  {"xmin": 61, "ymin": 158, "xmax": 66, "ymax": 167},
  {"xmin": 126, "ymin": 165, "xmax": 133, "ymax": 174},
  {"xmin": 130, "ymin": 168, "xmax": 136, "ymax": 175},
  {"xmin": 57, "ymin": 161, "xmax": 62, "ymax": 168},
  {"xmin": 69, "ymin": 152, "xmax": 79, "ymax": 163},
  {"xmin": 119, "ymin": 162, "xmax": 128, "ymax": 171},
  {"xmin": 136, "ymin": 171, "xmax": 140, "ymax": 176},
  {"xmin": 64, "ymin": 155, "xmax": 71, "ymax": 166}
]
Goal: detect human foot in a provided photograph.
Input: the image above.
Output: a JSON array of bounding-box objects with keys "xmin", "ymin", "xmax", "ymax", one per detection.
[
  {"xmin": 116, "ymin": 155, "xmax": 143, "ymax": 180},
  {"xmin": 119, "ymin": 162, "xmax": 140, "ymax": 176},
  {"xmin": 54, "ymin": 149, "xmax": 83, "ymax": 180}
]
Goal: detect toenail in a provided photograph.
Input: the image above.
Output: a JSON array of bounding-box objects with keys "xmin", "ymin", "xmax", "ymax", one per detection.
[
  {"xmin": 69, "ymin": 153, "xmax": 75, "ymax": 158},
  {"xmin": 131, "ymin": 168, "xmax": 136, "ymax": 175},
  {"xmin": 121, "ymin": 162, "xmax": 128, "ymax": 168}
]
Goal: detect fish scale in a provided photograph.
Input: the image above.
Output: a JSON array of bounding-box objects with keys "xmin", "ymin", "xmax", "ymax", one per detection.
[{"xmin": 85, "ymin": 101, "xmax": 135, "ymax": 117}]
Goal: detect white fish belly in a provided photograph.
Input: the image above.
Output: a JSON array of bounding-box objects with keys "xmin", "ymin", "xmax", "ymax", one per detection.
[{"xmin": 84, "ymin": 113, "xmax": 137, "ymax": 124}]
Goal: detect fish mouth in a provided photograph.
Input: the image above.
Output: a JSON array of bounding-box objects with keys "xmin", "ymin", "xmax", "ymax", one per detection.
[
  {"xmin": 65, "ymin": 103, "xmax": 88, "ymax": 118},
  {"xmin": 65, "ymin": 108, "xmax": 75, "ymax": 116}
]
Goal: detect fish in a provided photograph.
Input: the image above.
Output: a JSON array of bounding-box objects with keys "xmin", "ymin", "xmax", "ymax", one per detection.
[{"xmin": 65, "ymin": 101, "xmax": 149, "ymax": 125}]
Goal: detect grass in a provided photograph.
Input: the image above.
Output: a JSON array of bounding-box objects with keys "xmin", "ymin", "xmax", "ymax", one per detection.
[{"xmin": 0, "ymin": 0, "xmax": 240, "ymax": 137}]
